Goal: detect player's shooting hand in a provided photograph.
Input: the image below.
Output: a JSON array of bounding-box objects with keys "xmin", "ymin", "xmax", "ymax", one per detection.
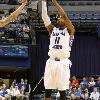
[
  {"xmin": 52, "ymin": 0, "xmax": 57, "ymax": 4},
  {"xmin": 22, "ymin": 0, "xmax": 29, "ymax": 4}
]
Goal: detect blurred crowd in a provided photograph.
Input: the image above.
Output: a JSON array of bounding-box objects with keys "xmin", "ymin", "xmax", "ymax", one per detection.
[
  {"xmin": 66, "ymin": 76, "xmax": 100, "ymax": 100},
  {"xmin": 0, "ymin": 78, "xmax": 31, "ymax": 100},
  {"xmin": 0, "ymin": 8, "xmax": 31, "ymax": 44}
]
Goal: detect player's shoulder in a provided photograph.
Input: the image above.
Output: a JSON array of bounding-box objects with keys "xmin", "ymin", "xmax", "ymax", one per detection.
[{"xmin": 46, "ymin": 24, "xmax": 55, "ymax": 33}]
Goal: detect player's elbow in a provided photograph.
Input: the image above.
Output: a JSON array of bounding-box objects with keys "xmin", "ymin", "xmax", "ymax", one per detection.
[
  {"xmin": 0, "ymin": 23, "xmax": 5, "ymax": 28},
  {"xmin": 72, "ymin": 28, "xmax": 75, "ymax": 34},
  {"xmin": 69, "ymin": 28, "xmax": 75, "ymax": 36}
]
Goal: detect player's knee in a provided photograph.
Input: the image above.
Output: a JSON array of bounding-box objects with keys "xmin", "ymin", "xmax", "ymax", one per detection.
[
  {"xmin": 59, "ymin": 90, "xmax": 66, "ymax": 100},
  {"xmin": 45, "ymin": 89, "xmax": 52, "ymax": 98}
]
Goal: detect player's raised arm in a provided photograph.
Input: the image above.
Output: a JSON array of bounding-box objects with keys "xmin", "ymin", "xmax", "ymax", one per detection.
[
  {"xmin": 42, "ymin": 0, "xmax": 54, "ymax": 33},
  {"xmin": 51, "ymin": 0, "xmax": 75, "ymax": 37},
  {"xmin": 0, "ymin": 0, "xmax": 28, "ymax": 28}
]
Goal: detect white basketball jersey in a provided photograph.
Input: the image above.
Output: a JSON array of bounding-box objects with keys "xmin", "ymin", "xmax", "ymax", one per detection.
[{"xmin": 48, "ymin": 27, "xmax": 70, "ymax": 59}]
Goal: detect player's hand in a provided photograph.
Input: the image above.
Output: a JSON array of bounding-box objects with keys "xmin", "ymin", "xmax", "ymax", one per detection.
[
  {"xmin": 42, "ymin": 0, "xmax": 47, "ymax": 1},
  {"xmin": 22, "ymin": 0, "xmax": 29, "ymax": 4},
  {"xmin": 52, "ymin": 0, "xmax": 57, "ymax": 4}
]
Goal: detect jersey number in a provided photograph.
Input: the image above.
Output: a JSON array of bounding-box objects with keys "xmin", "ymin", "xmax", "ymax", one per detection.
[
  {"xmin": 52, "ymin": 37, "xmax": 62, "ymax": 49},
  {"xmin": 55, "ymin": 37, "xmax": 60, "ymax": 44}
]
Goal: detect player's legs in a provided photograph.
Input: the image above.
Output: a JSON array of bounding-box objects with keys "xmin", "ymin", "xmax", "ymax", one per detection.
[
  {"xmin": 44, "ymin": 59, "xmax": 57, "ymax": 89},
  {"xmin": 56, "ymin": 58, "xmax": 70, "ymax": 100},
  {"xmin": 59, "ymin": 90, "xmax": 66, "ymax": 100},
  {"xmin": 45, "ymin": 89, "xmax": 52, "ymax": 100},
  {"xmin": 44, "ymin": 59, "xmax": 58, "ymax": 99},
  {"xmin": 56, "ymin": 58, "xmax": 70, "ymax": 89}
]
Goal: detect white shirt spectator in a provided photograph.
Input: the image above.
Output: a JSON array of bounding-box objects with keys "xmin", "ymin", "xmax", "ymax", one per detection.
[
  {"xmin": 13, "ymin": 86, "xmax": 20, "ymax": 96},
  {"xmin": 90, "ymin": 88, "xmax": 100, "ymax": 100},
  {"xmin": 89, "ymin": 81, "xmax": 95, "ymax": 86},
  {"xmin": 23, "ymin": 25, "xmax": 30, "ymax": 33},
  {"xmin": 90, "ymin": 92, "xmax": 100, "ymax": 100},
  {"xmin": 7, "ymin": 89, "xmax": 14, "ymax": 96}
]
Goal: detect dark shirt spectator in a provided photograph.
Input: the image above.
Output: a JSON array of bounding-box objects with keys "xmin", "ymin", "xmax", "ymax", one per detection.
[
  {"xmin": 19, "ymin": 79, "xmax": 24, "ymax": 89},
  {"xmin": 80, "ymin": 77, "xmax": 88, "ymax": 90},
  {"xmin": 0, "ymin": 78, "xmax": 4, "ymax": 87},
  {"xmin": 11, "ymin": 79, "xmax": 18, "ymax": 88},
  {"xmin": 96, "ymin": 77, "xmax": 100, "ymax": 87},
  {"xmin": 88, "ymin": 77, "xmax": 96, "ymax": 93}
]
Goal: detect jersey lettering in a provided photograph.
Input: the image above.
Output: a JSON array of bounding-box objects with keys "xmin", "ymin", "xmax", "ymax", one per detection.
[{"xmin": 52, "ymin": 32, "xmax": 65, "ymax": 36}]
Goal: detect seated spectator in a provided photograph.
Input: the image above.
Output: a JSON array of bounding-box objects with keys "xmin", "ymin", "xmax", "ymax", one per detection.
[
  {"xmin": 70, "ymin": 87, "xmax": 77, "ymax": 99},
  {"xmin": 24, "ymin": 79, "xmax": 31, "ymax": 96},
  {"xmin": 90, "ymin": 87, "xmax": 100, "ymax": 100},
  {"xmin": 80, "ymin": 77, "xmax": 89, "ymax": 90},
  {"xmin": 0, "ymin": 78, "xmax": 4, "ymax": 87},
  {"xmin": 11, "ymin": 79, "xmax": 18, "ymax": 88},
  {"xmin": 66, "ymin": 89, "xmax": 71, "ymax": 99},
  {"xmin": 74, "ymin": 87, "xmax": 83, "ymax": 100},
  {"xmin": 7, "ymin": 85, "xmax": 14, "ymax": 100},
  {"xmin": 20, "ymin": 85, "xmax": 29, "ymax": 100},
  {"xmin": 71, "ymin": 76, "xmax": 79, "ymax": 89},
  {"xmin": 88, "ymin": 77, "xmax": 96, "ymax": 93},
  {"xmin": 81, "ymin": 88, "xmax": 89, "ymax": 100},
  {"xmin": 2, "ymin": 84, "xmax": 9, "ymax": 100},
  {"xmin": 23, "ymin": 24, "xmax": 30, "ymax": 33},
  {"xmin": 0, "ymin": 85, "xmax": 3, "ymax": 100},
  {"xmin": 20, "ymin": 85, "xmax": 25, "ymax": 100},
  {"xmin": 19, "ymin": 79, "xmax": 24, "ymax": 89},
  {"xmin": 0, "ymin": 29, "xmax": 4, "ymax": 35},
  {"xmin": 13, "ymin": 85, "xmax": 21, "ymax": 100},
  {"xmin": 95, "ymin": 77, "xmax": 100, "ymax": 88}
]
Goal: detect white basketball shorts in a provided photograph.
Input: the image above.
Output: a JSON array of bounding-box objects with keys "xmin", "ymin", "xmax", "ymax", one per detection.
[
  {"xmin": 48, "ymin": 48, "xmax": 70, "ymax": 59},
  {"xmin": 44, "ymin": 58, "xmax": 70, "ymax": 91}
]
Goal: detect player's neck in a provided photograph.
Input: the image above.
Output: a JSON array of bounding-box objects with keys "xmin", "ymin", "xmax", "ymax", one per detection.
[{"xmin": 56, "ymin": 24, "xmax": 65, "ymax": 30}]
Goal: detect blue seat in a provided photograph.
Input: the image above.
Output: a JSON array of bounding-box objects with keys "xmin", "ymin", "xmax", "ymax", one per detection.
[
  {"xmin": 86, "ymin": 13, "xmax": 93, "ymax": 19},
  {"xmin": 93, "ymin": 13, "xmax": 100, "ymax": 20},
  {"xmin": 68, "ymin": 13, "xmax": 74, "ymax": 19},
  {"xmin": 80, "ymin": 13, "xmax": 86, "ymax": 20},
  {"xmin": 73, "ymin": 13, "xmax": 80, "ymax": 20}
]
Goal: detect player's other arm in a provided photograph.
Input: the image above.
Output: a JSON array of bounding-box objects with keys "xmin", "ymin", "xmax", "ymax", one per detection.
[
  {"xmin": 52, "ymin": 0, "xmax": 75, "ymax": 37},
  {"xmin": 42, "ymin": 0, "xmax": 54, "ymax": 33},
  {"xmin": 0, "ymin": 0, "xmax": 28, "ymax": 28}
]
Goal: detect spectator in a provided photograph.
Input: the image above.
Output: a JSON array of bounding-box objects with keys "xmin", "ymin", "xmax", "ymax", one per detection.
[
  {"xmin": 7, "ymin": 85, "xmax": 14, "ymax": 100},
  {"xmin": 88, "ymin": 77, "xmax": 96, "ymax": 93},
  {"xmin": 18, "ymin": 79, "xmax": 25, "ymax": 89},
  {"xmin": 90, "ymin": 87, "xmax": 100, "ymax": 100},
  {"xmin": 81, "ymin": 88, "xmax": 89, "ymax": 100},
  {"xmin": 20, "ymin": 85, "xmax": 29, "ymax": 100},
  {"xmin": 71, "ymin": 76, "xmax": 79, "ymax": 89},
  {"xmin": 20, "ymin": 85, "xmax": 25, "ymax": 100},
  {"xmin": 74, "ymin": 87, "xmax": 83, "ymax": 100},
  {"xmin": 24, "ymin": 79, "xmax": 31, "ymax": 100},
  {"xmin": 0, "ymin": 85, "xmax": 3, "ymax": 100},
  {"xmin": 11, "ymin": 79, "xmax": 18, "ymax": 88},
  {"xmin": 13, "ymin": 85, "xmax": 21, "ymax": 100},
  {"xmin": 80, "ymin": 77, "xmax": 89, "ymax": 90},
  {"xmin": 0, "ymin": 78, "xmax": 4, "ymax": 87},
  {"xmin": 95, "ymin": 77, "xmax": 100, "ymax": 88},
  {"xmin": 2, "ymin": 84, "xmax": 9, "ymax": 100},
  {"xmin": 23, "ymin": 24, "xmax": 30, "ymax": 33}
]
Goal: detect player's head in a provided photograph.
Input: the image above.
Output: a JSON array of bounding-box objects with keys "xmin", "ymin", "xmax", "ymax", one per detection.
[
  {"xmin": 56, "ymin": 16, "xmax": 65, "ymax": 27},
  {"xmin": 50, "ymin": 13, "xmax": 65, "ymax": 27}
]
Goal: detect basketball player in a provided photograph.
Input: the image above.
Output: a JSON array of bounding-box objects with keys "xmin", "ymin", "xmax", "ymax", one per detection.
[
  {"xmin": 42, "ymin": 0, "xmax": 75, "ymax": 100},
  {"xmin": 0, "ymin": 0, "xmax": 28, "ymax": 28}
]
